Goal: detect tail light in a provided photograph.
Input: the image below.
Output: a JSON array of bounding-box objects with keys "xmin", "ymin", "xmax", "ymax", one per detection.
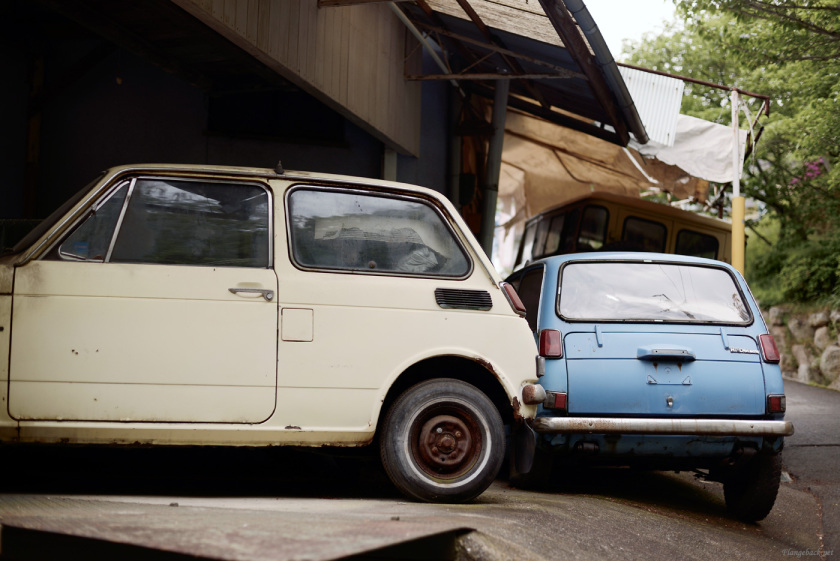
[
  {"xmin": 767, "ymin": 394, "xmax": 786, "ymax": 413},
  {"xmin": 500, "ymin": 282, "xmax": 527, "ymax": 316},
  {"xmin": 544, "ymin": 391, "xmax": 568, "ymax": 411},
  {"xmin": 539, "ymin": 329, "xmax": 563, "ymax": 358},
  {"xmin": 759, "ymin": 334, "xmax": 781, "ymax": 363}
]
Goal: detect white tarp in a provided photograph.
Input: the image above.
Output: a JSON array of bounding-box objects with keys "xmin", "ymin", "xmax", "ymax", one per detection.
[{"xmin": 629, "ymin": 114, "xmax": 749, "ymax": 184}]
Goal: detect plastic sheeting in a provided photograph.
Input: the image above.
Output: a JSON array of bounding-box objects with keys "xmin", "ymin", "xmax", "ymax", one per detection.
[
  {"xmin": 499, "ymin": 110, "xmax": 713, "ymax": 223},
  {"xmin": 629, "ymin": 114, "xmax": 749, "ymax": 184},
  {"xmin": 494, "ymin": 110, "xmax": 745, "ymax": 272}
]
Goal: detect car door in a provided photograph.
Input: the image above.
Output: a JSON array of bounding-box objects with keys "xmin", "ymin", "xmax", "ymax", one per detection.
[{"xmin": 9, "ymin": 175, "xmax": 278, "ymax": 424}]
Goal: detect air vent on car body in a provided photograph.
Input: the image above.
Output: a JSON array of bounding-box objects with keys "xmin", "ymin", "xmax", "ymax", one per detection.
[{"xmin": 434, "ymin": 288, "xmax": 492, "ymax": 311}]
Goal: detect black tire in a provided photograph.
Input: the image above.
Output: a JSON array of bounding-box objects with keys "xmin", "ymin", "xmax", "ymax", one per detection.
[
  {"xmin": 379, "ymin": 379, "xmax": 505, "ymax": 503},
  {"xmin": 723, "ymin": 453, "xmax": 782, "ymax": 522}
]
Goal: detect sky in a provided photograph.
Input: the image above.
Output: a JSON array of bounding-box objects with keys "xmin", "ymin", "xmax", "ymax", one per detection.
[{"xmin": 583, "ymin": 0, "xmax": 677, "ymax": 60}]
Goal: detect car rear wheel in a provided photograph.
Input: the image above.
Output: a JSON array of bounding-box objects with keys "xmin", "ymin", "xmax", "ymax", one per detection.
[
  {"xmin": 380, "ymin": 379, "xmax": 505, "ymax": 503},
  {"xmin": 723, "ymin": 453, "xmax": 782, "ymax": 522}
]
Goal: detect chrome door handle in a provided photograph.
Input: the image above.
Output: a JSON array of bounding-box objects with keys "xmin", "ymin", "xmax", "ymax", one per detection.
[{"xmin": 228, "ymin": 288, "xmax": 275, "ymax": 301}]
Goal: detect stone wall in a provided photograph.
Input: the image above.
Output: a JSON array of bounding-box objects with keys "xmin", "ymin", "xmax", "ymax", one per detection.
[{"xmin": 766, "ymin": 306, "xmax": 840, "ymax": 391}]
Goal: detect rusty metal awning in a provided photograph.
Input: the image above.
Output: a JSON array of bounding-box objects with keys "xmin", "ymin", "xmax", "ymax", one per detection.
[{"xmin": 372, "ymin": 0, "xmax": 649, "ymax": 146}]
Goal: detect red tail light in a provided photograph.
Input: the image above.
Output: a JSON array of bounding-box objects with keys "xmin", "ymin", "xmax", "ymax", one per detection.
[
  {"xmin": 767, "ymin": 394, "xmax": 786, "ymax": 413},
  {"xmin": 544, "ymin": 391, "xmax": 568, "ymax": 411},
  {"xmin": 500, "ymin": 282, "xmax": 527, "ymax": 316},
  {"xmin": 759, "ymin": 334, "xmax": 780, "ymax": 363},
  {"xmin": 539, "ymin": 329, "xmax": 563, "ymax": 358}
]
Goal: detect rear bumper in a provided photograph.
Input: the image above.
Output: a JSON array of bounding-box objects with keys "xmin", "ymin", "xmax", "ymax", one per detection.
[{"xmin": 532, "ymin": 417, "xmax": 794, "ymax": 437}]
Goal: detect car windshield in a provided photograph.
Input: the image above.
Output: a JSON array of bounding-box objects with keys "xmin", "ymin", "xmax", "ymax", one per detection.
[{"xmin": 558, "ymin": 261, "xmax": 752, "ymax": 324}]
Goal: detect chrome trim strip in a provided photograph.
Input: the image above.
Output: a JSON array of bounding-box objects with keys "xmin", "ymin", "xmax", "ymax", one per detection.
[
  {"xmin": 533, "ymin": 417, "xmax": 794, "ymax": 437},
  {"xmin": 105, "ymin": 178, "xmax": 135, "ymax": 263}
]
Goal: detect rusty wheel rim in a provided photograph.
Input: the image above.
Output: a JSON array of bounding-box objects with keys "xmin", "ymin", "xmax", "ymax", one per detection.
[{"xmin": 411, "ymin": 405, "xmax": 483, "ymax": 480}]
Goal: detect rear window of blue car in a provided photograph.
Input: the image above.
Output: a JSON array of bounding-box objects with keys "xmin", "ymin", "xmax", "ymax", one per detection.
[{"xmin": 557, "ymin": 261, "xmax": 752, "ymax": 324}]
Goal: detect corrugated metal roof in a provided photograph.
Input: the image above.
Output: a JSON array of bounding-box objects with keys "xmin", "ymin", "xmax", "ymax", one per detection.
[{"xmin": 619, "ymin": 66, "xmax": 684, "ymax": 146}]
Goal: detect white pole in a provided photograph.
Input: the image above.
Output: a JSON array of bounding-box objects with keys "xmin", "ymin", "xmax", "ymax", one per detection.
[
  {"xmin": 731, "ymin": 90, "xmax": 741, "ymax": 198},
  {"xmin": 731, "ymin": 89, "xmax": 745, "ymax": 273}
]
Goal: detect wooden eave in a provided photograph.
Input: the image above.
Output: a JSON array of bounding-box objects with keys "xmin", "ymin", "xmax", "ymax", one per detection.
[{"xmin": 321, "ymin": 0, "xmax": 644, "ymax": 146}]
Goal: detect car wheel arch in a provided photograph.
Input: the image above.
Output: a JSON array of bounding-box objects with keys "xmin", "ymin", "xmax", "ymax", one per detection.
[{"xmin": 373, "ymin": 356, "xmax": 515, "ymax": 440}]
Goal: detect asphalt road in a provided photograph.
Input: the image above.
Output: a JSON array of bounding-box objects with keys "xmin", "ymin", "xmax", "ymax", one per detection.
[
  {"xmin": 781, "ymin": 379, "xmax": 840, "ymax": 556},
  {"xmin": 0, "ymin": 379, "xmax": 835, "ymax": 561}
]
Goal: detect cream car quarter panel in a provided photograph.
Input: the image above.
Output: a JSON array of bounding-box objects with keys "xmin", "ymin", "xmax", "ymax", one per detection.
[{"xmin": 9, "ymin": 260, "xmax": 278, "ymax": 423}]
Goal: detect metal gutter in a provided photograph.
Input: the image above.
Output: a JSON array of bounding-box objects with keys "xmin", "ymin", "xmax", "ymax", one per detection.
[{"xmin": 562, "ymin": 0, "xmax": 649, "ymax": 144}]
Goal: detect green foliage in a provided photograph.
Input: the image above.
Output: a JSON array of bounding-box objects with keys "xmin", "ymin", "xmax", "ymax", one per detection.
[
  {"xmin": 776, "ymin": 239, "xmax": 840, "ymax": 303},
  {"xmin": 747, "ymin": 216, "xmax": 840, "ymax": 305},
  {"xmin": 744, "ymin": 217, "xmax": 785, "ymax": 306},
  {"xmin": 625, "ymin": 1, "xmax": 840, "ymax": 305}
]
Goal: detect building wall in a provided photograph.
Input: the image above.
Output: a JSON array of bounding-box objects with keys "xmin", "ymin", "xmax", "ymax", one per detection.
[
  {"xmin": 0, "ymin": 35, "xmax": 29, "ymax": 219},
  {"xmin": 0, "ymin": 1, "xmax": 448, "ymax": 229},
  {"xmin": 176, "ymin": 0, "xmax": 423, "ymax": 156}
]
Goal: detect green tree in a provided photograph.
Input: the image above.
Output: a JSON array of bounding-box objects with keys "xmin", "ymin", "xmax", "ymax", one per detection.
[{"xmin": 623, "ymin": 2, "xmax": 840, "ymax": 304}]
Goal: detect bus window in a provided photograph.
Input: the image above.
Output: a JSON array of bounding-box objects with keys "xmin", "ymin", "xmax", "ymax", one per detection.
[
  {"xmin": 577, "ymin": 206, "xmax": 608, "ymax": 251},
  {"xmin": 543, "ymin": 214, "xmax": 566, "ymax": 255},
  {"xmin": 676, "ymin": 229, "xmax": 719, "ymax": 259},
  {"xmin": 622, "ymin": 216, "xmax": 666, "ymax": 252},
  {"xmin": 533, "ymin": 218, "xmax": 550, "ymax": 258},
  {"xmin": 517, "ymin": 222, "xmax": 538, "ymax": 266}
]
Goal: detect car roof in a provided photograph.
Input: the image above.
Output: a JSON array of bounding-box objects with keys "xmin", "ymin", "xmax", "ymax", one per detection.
[
  {"xmin": 103, "ymin": 163, "xmax": 442, "ymax": 198},
  {"xmin": 532, "ymin": 251, "xmax": 738, "ymax": 271}
]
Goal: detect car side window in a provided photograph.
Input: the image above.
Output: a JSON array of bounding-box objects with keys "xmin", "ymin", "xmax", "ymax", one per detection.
[
  {"xmin": 50, "ymin": 177, "xmax": 271, "ymax": 267},
  {"xmin": 287, "ymin": 187, "xmax": 470, "ymax": 277},
  {"xmin": 517, "ymin": 267, "xmax": 544, "ymax": 331},
  {"xmin": 56, "ymin": 182, "xmax": 129, "ymax": 262}
]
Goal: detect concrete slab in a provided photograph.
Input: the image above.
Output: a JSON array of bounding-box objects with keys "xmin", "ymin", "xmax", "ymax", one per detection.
[{"xmin": 0, "ymin": 475, "xmax": 820, "ymax": 561}]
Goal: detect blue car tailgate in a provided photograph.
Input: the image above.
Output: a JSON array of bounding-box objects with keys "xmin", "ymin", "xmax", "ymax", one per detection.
[{"xmin": 564, "ymin": 330, "xmax": 766, "ymax": 416}]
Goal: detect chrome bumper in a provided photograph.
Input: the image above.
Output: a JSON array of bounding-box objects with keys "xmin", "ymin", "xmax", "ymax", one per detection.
[{"xmin": 532, "ymin": 417, "xmax": 794, "ymax": 437}]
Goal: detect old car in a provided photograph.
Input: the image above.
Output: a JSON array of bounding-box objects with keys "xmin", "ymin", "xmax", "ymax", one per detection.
[
  {"xmin": 505, "ymin": 252, "xmax": 793, "ymax": 521},
  {"xmin": 0, "ymin": 163, "xmax": 546, "ymax": 503}
]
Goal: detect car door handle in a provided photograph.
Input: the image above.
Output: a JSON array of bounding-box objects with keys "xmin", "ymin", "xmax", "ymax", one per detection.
[
  {"xmin": 637, "ymin": 346, "xmax": 696, "ymax": 361},
  {"xmin": 228, "ymin": 288, "xmax": 274, "ymax": 301}
]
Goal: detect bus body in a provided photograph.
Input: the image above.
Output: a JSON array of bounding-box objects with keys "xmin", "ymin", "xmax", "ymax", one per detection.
[{"xmin": 514, "ymin": 192, "xmax": 731, "ymax": 270}]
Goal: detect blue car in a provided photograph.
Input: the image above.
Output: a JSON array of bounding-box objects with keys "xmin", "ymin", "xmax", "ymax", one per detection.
[{"xmin": 505, "ymin": 252, "xmax": 793, "ymax": 522}]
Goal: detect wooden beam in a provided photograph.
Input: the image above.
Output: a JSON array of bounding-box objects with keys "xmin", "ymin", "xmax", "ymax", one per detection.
[
  {"xmin": 408, "ymin": 73, "xmax": 577, "ymax": 80},
  {"xmin": 410, "ymin": 21, "xmax": 584, "ymax": 78},
  {"xmin": 470, "ymin": 82, "xmax": 624, "ymax": 146},
  {"xmin": 318, "ymin": 0, "xmax": 409, "ymax": 6},
  {"xmin": 453, "ymin": 0, "xmax": 551, "ymax": 110},
  {"xmin": 537, "ymin": 0, "xmax": 629, "ymax": 144}
]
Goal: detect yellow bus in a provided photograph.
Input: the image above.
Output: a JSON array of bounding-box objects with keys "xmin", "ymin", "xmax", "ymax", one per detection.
[{"xmin": 513, "ymin": 192, "xmax": 731, "ymax": 269}]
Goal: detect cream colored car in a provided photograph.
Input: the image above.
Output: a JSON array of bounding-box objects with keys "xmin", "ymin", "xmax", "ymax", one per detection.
[{"xmin": 0, "ymin": 164, "xmax": 543, "ymax": 502}]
